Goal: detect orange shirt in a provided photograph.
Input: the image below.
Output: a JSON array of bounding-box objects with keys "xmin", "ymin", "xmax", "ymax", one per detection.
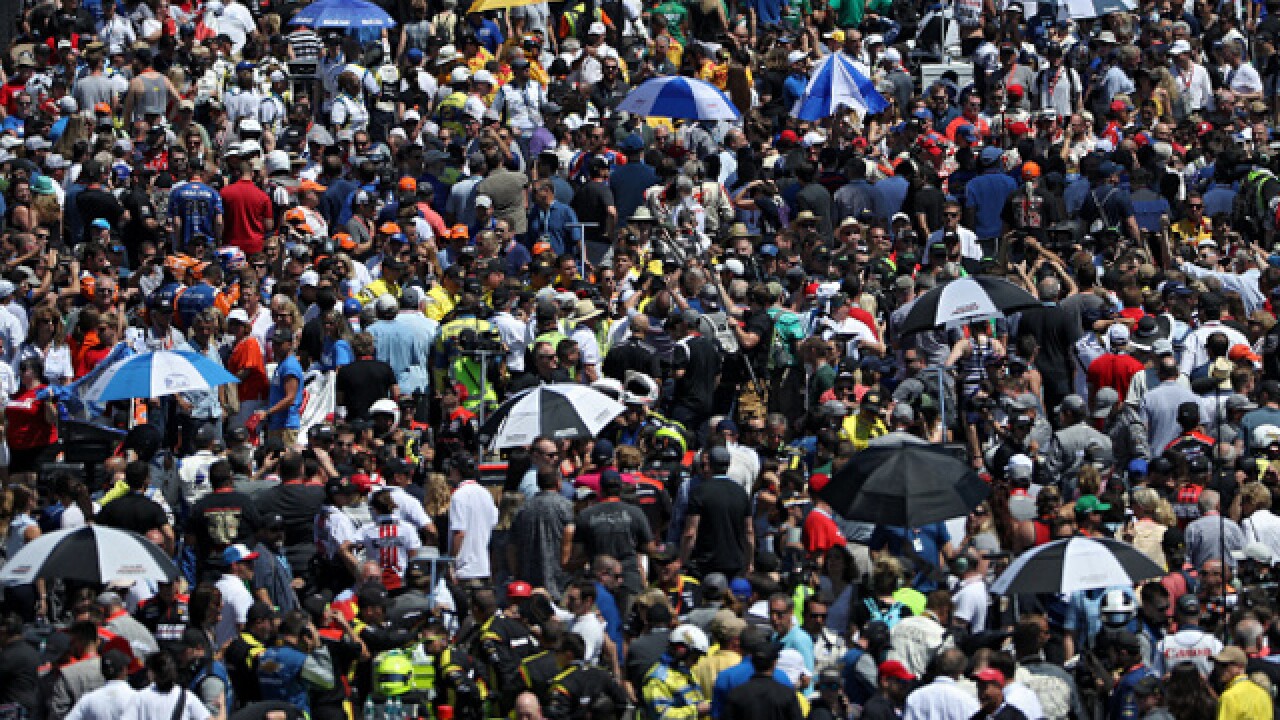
[{"xmin": 229, "ymin": 336, "xmax": 269, "ymax": 402}]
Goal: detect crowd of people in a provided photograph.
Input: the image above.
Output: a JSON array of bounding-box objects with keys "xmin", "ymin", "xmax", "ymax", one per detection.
[{"xmin": 6, "ymin": 0, "xmax": 1280, "ymax": 717}]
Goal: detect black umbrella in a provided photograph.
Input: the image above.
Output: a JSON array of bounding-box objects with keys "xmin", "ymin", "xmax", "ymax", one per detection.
[
  {"xmin": 898, "ymin": 276, "xmax": 1041, "ymax": 335},
  {"xmin": 818, "ymin": 444, "xmax": 991, "ymax": 527}
]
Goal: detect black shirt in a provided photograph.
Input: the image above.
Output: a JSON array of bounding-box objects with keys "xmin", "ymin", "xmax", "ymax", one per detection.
[
  {"xmin": 601, "ymin": 337, "xmax": 661, "ymax": 383},
  {"xmin": 687, "ymin": 476, "xmax": 751, "ymax": 576},
  {"xmin": 575, "ymin": 499, "xmax": 653, "ymax": 594},
  {"xmin": 724, "ymin": 673, "xmax": 804, "ymax": 720},
  {"xmin": 75, "ymin": 187, "xmax": 125, "ymax": 243},
  {"xmin": 253, "ymin": 482, "xmax": 325, "ymax": 576},
  {"xmin": 336, "ymin": 358, "xmax": 397, "ymax": 420},
  {"xmin": 0, "ymin": 638, "xmax": 40, "ymax": 712},
  {"xmin": 96, "ymin": 492, "xmax": 168, "ymax": 535},
  {"xmin": 186, "ymin": 488, "xmax": 261, "ymax": 564},
  {"xmin": 1015, "ymin": 304, "xmax": 1081, "ymax": 389},
  {"xmin": 794, "ymin": 182, "xmax": 834, "ymax": 238},
  {"xmin": 570, "ymin": 180, "xmax": 615, "ymax": 245},
  {"xmin": 671, "ymin": 334, "xmax": 721, "ymax": 417}
]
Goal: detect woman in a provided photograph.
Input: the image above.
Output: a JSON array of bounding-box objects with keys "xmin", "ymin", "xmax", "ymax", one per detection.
[
  {"xmin": 265, "ymin": 296, "xmax": 302, "ymax": 358},
  {"xmin": 123, "ymin": 650, "xmax": 215, "ymax": 720},
  {"xmin": 5, "ymin": 357, "xmax": 59, "ymax": 480},
  {"xmin": 31, "ymin": 176, "xmax": 62, "ymax": 242},
  {"xmin": 852, "ymin": 556, "xmax": 912, "ymax": 629},
  {"xmin": 14, "ymin": 307, "xmax": 73, "ymax": 386},
  {"xmin": 819, "ymin": 544, "xmax": 859, "ymax": 637},
  {"xmin": 1165, "ymin": 662, "xmax": 1216, "ymax": 720},
  {"xmin": 5, "ymin": 178, "xmax": 35, "ymax": 233},
  {"xmin": 53, "ymin": 474, "xmax": 96, "ymax": 529},
  {"xmin": 318, "ymin": 309, "xmax": 354, "ymax": 371},
  {"xmin": 3, "ymin": 485, "xmax": 43, "ymax": 621}
]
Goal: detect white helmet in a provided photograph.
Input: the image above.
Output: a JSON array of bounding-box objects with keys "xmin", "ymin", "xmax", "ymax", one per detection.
[
  {"xmin": 670, "ymin": 624, "xmax": 709, "ymax": 653},
  {"xmin": 264, "ymin": 150, "xmax": 290, "ymax": 176},
  {"xmin": 1100, "ymin": 589, "xmax": 1136, "ymax": 627},
  {"xmin": 590, "ymin": 377, "xmax": 624, "ymax": 402}
]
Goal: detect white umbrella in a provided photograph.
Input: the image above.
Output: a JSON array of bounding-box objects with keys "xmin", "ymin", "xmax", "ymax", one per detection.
[
  {"xmin": 615, "ymin": 76, "xmax": 741, "ymax": 121},
  {"xmin": 480, "ymin": 384, "xmax": 624, "ymax": 449},
  {"xmin": 0, "ymin": 525, "xmax": 179, "ymax": 585},
  {"xmin": 990, "ymin": 536, "xmax": 1164, "ymax": 595},
  {"xmin": 1066, "ymin": 0, "xmax": 1136, "ymax": 18}
]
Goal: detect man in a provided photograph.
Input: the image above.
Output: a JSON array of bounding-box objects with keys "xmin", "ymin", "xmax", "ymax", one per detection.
[
  {"xmin": 723, "ymin": 640, "xmax": 803, "ymax": 720},
  {"xmin": 1016, "ymin": 277, "xmax": 1081, "ymax": 418},
  {"xmin": 562, "ymin": 580, "xmax": 613, "ymax": 672},
  {"xmin": 1223, "ymin": 43, "xmax": 1264, "ymax": 101},
  {"xmin": 527, "ymin": 179, "xmax": 581, "ymax": 256},
  {"xmin": 861, "ymin": 661, "xmax": 913, "ymax": 720},
  {"xmin": 96, "ymin": 461, "xmax": 174, "ymax": 553},
  {"xmin": 511, "ymin": 469, "xmax": 576, "ymax": 599},
  {"xmin": 450, "ymin": 459, "xmax": 499, "ymax": 585},
  {"xmin": 1240, "ymin": 483, "xmax": 1280, "ymax": 558},
  {"xmin": 642, "ymin": 625, "xmax": 711, "ymax": 720},
  {"xmin": 681, "ymin": 446, "xmax": 753, "ymax": 579},
  {"xmin": 256, "ymin": 610, "xmax": 336, "ymax": 715},
  {"xmin": 253, "ymin": 453, "xmax": 325, "ymax": 585},
  {"xmin": 368, "ymin": 293, "xmax": 431, "ymax": 397},
  {"xmin": 575, "ymin": 470, "xmax": 653, "ymax": 607},
  {"xmin": 887, "ymin": 590, "xmax": 955, "ymax": 678},
  {"xmin": 1153, "ymin": 594, "xmax": 1222, "ymax": 677},
  {"xmin": 215, "ymin": 544, "xmax": 259, "ymax": 648},
  {"xmin": 902, "ymin": 648, "xmax": 979, "ymax": 720},
  {"xmin": 666, "ymin": 310, "xmax": 722, "ymax": 438},
  {"xmin": 1184, "ymin": 489, "xmax": 1246, "ymax": 569},
  {"xmin": 571, "ymin": 157, "xmax": 616, "ymax": 247},
  {"xmin": 470, "ymin": 588, "xmax": 540, "ymax": 714},
  {"xmin": 97, "ymin": 592, "xmax": 158, "ymax": 661},
  {"xmin": 1214, "ymin": 645, "xmax": 1273, "ymax": 718},
  {"xmin": 768, "ymin": 594, "xmax": 814, "ymax": 675},
  {"xmin": 802, "ymin": 596, "xmax": 846, "ymax": 677},
  {"xmin": 63, "ymin": 650, "xmax": 133, "ymax": 720},
  {"xmin": 476, "ymin": 149, "xmax": 530, "ymax": 236},
  {"xmin": 1045, "ymin": 394, "xmax": 1113, "ymax": 498},
  {"xmin": 964, "ymin": 147, "xmax": 1018, "ymax": 253},
  {"xmin": 220, "ymin": 148, "xmax": 274, "ymax": 255},
  {"xmin": 546, "ymin": 633, "xmax": 628, "ymax": 720},
  {"xmin": 250, "ymin": 514, "xmax": 301, "ymax": 613},
  {"xmin": 950, "ymin": 548, "xmax": 990, "ymax": 634}
]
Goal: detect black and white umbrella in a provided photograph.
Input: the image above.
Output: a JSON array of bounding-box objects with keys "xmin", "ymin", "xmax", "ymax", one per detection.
[
  {"xmin": 990, "ymin": 536, "xmax": 1164, "ymax": 596},
  {"xmin": 0, "ymin": 525, "xmax": 179, "ymax": 585},
  {"xmin": 898, "ymin": 276, "xmax": 1042, "ymax": 335},
  {"xmin": 481, "ymin": 384, "xmax": 625, "ymax": 449}
]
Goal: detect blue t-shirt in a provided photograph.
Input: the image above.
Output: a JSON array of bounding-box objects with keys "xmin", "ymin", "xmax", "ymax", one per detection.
[
  {"xmin": 711, "ymin": 658, "xmax": 792, "ymax": 719},
  {"xmin": 169, "ymin": 181, "xmax": 223, "ymax": 248},
  {"xmin": 965, "ymin": 171, "xmax": 1018, "ymax": 240},
  {"xmin": 868, "ymin": 523, "xmax": 950, "ymax": 592},
  {"xmin": 470, "ymin": 19, "xmax": 505, "ymax": 54},
  {"xmin": 320, "ymin": 338, "xmax": 354, "ymax": 371},
  {"xmin": 267, "ymin": 354, "xmax": 305, "ymax": 430}
]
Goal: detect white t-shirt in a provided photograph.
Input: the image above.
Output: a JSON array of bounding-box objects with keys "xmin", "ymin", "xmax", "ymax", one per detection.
[
  {"xmin": 121, "ymin": 686, "xmax": 211, "ymax": 720},
  {"xmin": 214, "ymin": 573, "xmax": 254, "ymax": 648},
  {"xmin": 449, "ymin": 481, "xmax": 498, "ymax": 579},
  {"xmin": 385, "ymin": 486, "xmax": 433, "ymax": 531},
  {"xmin": 571, "ymin": 611, "xmax": 606, "ymax": 665},
  {"xmin": 951, "ymin": 578, "xmax": 989, "ymax": 634}
]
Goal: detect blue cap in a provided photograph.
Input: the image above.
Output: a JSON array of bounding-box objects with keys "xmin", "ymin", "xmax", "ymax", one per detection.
[
  {"xmin": 91, "ymin": 218, "xmax": 111, "ymax": 230},
  {"xmin": 1162, "ymin": 281, "xmax": 1193, "ymax": 297},
  {"xmin": 957, "ymin": 124, "xmax": 979, "ymax": 141},
  {"xmin": 980, "ymin": 146, "xmax": 1004, "ymax": 165},
  {"xmin": 729, "ymin": 577, "xmax": 752, "ymax": 600},
  {"xmin": 1098, "ymin": 160, "xmax": 1121, "ymax": 176},
  {"xmin": 343, "ymin": 297, "xmax": 362, "ymax": 315},
  {"xmin": 592, "ymin": 438, "xmax": 615, "ymax": 461},
  {"xmin": 406, "ymin": 48, "xmax": 424, "ymax": 62},
  {"xmin": 760, "ymin": 244, "xmax": 779, "ymax": 257},
  {"xmin": 1128, "ymin": 459, "xmax": 1148, "ymax": 475},
  {"xmin": 716, "ymin": 418, "xmax": 739, "ymax": 434},
  {"xmin": 621, "ymin": 133, "xmax": 645, "ymax": 151},
  {"xmin": 389, "ymin": 232, "xmax": 408, "ymax": 244},
  {"xmin": 912, "ymin": 108, "xmax": 932, "ymax": 121},
  {"xmin": 236, "ymin": 61, "xmax": 255, "ymax": 73}
]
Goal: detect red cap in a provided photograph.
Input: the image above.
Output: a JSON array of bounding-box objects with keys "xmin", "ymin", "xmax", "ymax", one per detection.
[
  {"xmin": 506, "ymin": 581, "xmax": 533, "ymax": 599},
  {"xmin": 1008, "ymin": 121, "xmax": 1030, "ymax": 136},
  {"xmin": 1197, "ymin": 121, "xmax": 1214, "ymax": 136},
  {"xmin": 810, "ymin": 473, "xmax": 831, "ymax": 492},
  {"xmin": 851, "ymin": 136, "xmax": 868, "ymax": 148},
  {"xmin": 973, "ymin": 668, "xmax": 1006, "ymax": 684},
  {"xmin": 779, "ymin": 130, "xmax": 800, "ymax": 145},
  {"xmin": 350, "ymin": 472, "xmax": 375, "ymax": 493},
  {"xmin": 1230, "ymin": 344, "xmax": 1262, "ymax": 364},
  {"xmin": 1006, "ymin": 84, "xmax": 1024, "ymax": 98},
  {"xmin": 1110, "ymin": 99, "xmax": 1133, "ymax": 112},
  {"xmin": 879, "ymin": 660, "xmax": 917, "ymax": 682}
]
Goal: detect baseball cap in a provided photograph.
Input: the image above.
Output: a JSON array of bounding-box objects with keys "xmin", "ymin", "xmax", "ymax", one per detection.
[
  {"xmin": 1075, "ymin": 495, "xmax": 1111, "ymax": 514},
  {"xmin": 1229, "ymin": 344, "xmax": 1262, "ymax": 364},
  {"xmin": 1056, "ymin": 394, "xmax": 1087, "ymax": 415},
  {"xmin": 247, "ymin": 602, "xmax": 278, "ymax": 623},
  {"xmin": 972, "ymin": 668, "xmax": 1005, "ymax": 684},
  {"xmin": 1107, "ymin": 324, "xmax": 1130, "ymax": 347},
  {"xmin": 223, "ymin": 544, "xmax": 259, "ymax": 565},
  {"xmin": 879, "ymin": 660, "xmax": 916, "ymax": 681},
  {"xmin": 1176, "ymin": 593, "xmax": 1201, "ymax": 615},
  {"xmin": 788, "ymin": 50, "xmax": 807, "ymax": 64},
  {"xmin": 1092, "ymin": 387, "xmax": 1119, "ymax": 418}
]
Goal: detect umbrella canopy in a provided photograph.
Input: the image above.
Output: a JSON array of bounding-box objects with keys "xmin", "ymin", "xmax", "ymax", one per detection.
[
  {"xmin": 481, "ymin": 384, "xmax": 625, "ymax": 449},
  {"xmin": 0, "ymin": 525, "xmax": 179, "ymax": 585},
  {"xmin": 818, "ymin": 444, "xmax": 990, "ymax": 527},
  {"xmin": 793, "ymin": 52, "xmax": 889, "ymax": 122},
  {"xmin": 468, "ymin": 0, "xmax": 543, "ymax": 10},
  {"xmin": 615, "ymin": 76, "xmax": 741, "ymax": 121},
  {"xmin": 1066, "ymin": 0, "xmax": 1136, "ymax": 17},
  {"xmin": 991, "ymin": 536, "xmax": 1164, "ymax": 595},
  {"xmin": 897, "ymin": 276, "xmax": 1042, "ymax": 335},
  {"xmin": 84, "ymin": 350, "xmax": 239, "ymax": 403},
  {"xmin": 290, "ymin": 0, "xmax": 396, "ymax": 28}
]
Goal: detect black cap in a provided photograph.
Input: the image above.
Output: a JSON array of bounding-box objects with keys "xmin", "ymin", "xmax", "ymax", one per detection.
[
  {"xmin": 178, "ymin": 627, "xmax": 208, "ymax": 650},
  {"xmin": 1133, "ymin": 676, "xmax": 1163, "ymax": 698},
  {"xmin": 326, "ymin": 478, "xmax": 357, "ymax": 496},
  {"xmin": 247, "ymin": 601, "xmax": 278, "ymax": 623},
  {"xmin": 1161, "ymin": 525, "xmax": 1185, "ymax": 550},
  {"xmin": 600, "ymin": 469, "xmax": 624, "ymax": 493},
  {"xmin": 100, "ymin": 649, "xmax": 131, "ymax": 678},
  {"xmin": 358, "ymin": 584, "xmax": 389, "ymax": 608},
  {"xmin": 1176, "ymin": 593, "xmax": 1201, "ymax": 616},
  {"xmin": 262, "ymin": 513, "xmax": 285, "ymax": 530},
  {"xmin": 1113, "ymin": 630, "xmax": 1142, "ymax": 653},
  {"xmin": 1177, "ymin": 402, "xmax": 1202, "ymax": 428}
]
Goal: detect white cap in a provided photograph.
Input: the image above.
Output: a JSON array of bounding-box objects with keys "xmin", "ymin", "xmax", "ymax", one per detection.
[
  {"xmin": 437, "ymin": 44, "xmax": 458, "ymax": 64},
  {"xmin": 1170, "ymin": 39, "xmax": 1192, "ymax": 55},
  {"xmin": 269, "ymin": 70, "xmax": 287, "ymax": 83},
  {"xmin": 588, "ymin": 21, "xmax": 606, "ymax": 34},
  {"xmin": 475, "ymin": 195, "xmax": 493, "ymax": 208},
  {"xmin": 867, "ymin": 34, "xmax": 884, "ymax": 44},
  {"xmin": 788, "ymin": 50, "xmax": 807, "ymax": 64},
  {"xmin": 723, "ymin": 258, "xmax": 745, "ymax": 276},
  {"xmin": 227, "ymin": 308, "xmax": 250, "ymax": 324},
  {"xmin": 240, "ymin": 139, "xmax": 263, "ymax": 156},
  {"xmin": 0, "ymin": 281, "xmax": 15, "ymax": 299},
  {"xmin": 883, "ymin": 47, "xmax": 901, "ymax": 64},
  {"xmin": 450, "ymin": 66, "xmax": 471, "ymax": 84},
  {"xmin": 375, "ymin": 294, "xmax": 399, "ymax": 314},
  {"xmin": 57, "ymin": 96, "xmax": 77, "ymax": 114},
  {"xmin": 264, "ymin": 149, "xmax": 290, "ymax": 175},
  {"xmin": 802, "ymin": 130, "xmax": 826, "ymax": 147},
  {"xmin": 403, "ymin": 108, "xmax": 421, "ymax": 121},
  {"xmin": 299, "ymin": 269, "xmax": 319, "ymax": 287},
  {"xmin": 45, "ymin": 154, "xmax": 69, "ymax": 169},
  {"xmin": 205, "ymin": 0, "xmax": 224, "ymax": 13},
  {"xmin": 239, "ymin": 117, "xmax": 263, "ymax": 134},
  {"xmin": 472, "ymin": 69, "xmax": 495, "ymax": 85},
  {"xmin": 25, "ymin": 137, "xmax": 50, "ymax": 150}
]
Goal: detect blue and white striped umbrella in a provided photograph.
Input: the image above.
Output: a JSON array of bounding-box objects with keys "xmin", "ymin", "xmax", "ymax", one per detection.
[
  {"xmin": 793, "ymin": 52, "xmax": 890, "ymax": 121},
  {"xmin": 616, "ymin": 76, "xmax": 741, "ymax": 121},
  {"xmin": 289, "ymin": 0, "xmax": 396, "ymax": 29},
  {"xmin": 84, "ymin": 350, "xmax": 239, "ymax": 403}
]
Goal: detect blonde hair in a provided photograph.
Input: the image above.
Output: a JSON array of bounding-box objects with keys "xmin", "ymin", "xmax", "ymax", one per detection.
[{"xmin": 423, "ymin": 472, "xmax": 451, "ymax": 517}]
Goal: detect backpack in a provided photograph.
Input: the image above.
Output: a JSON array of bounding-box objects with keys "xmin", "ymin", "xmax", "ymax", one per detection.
[
  {"xmin": 865, "ymin": 598, "xmax": 906, "ymax": 630},
  {"xmin": 1233, "ymin": 168, "xmax": 1280, "ymax": 240},
  {"xmin": 766, "ymin": 308, "xmax": 806, "ymax": 370},
  {"xmin": 839, "ymin": 646, "xmax": 878, "ymax": 705}
]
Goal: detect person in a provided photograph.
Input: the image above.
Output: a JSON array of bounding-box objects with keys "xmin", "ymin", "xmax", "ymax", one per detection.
[
  {"xmin": 722, "ymin": 640, "xmax": 803, "ymax": 720},
  {"xmin": 642, "ymin": 625, "xmax": 711, "ymax": 720},
  {"xmin": 65, "ymin": 650, "xmax": 135, "ymax": 720},
  {"xmin": 256, "ymin": 610, "xmax": 335, "ymax": 716},
  {"xmin": 121, "ymin": 651, "xmax": 212, "ymax": 720},
  {"xmin": 901, "ymin": 648, "xmax": 978, "ymax": 720},
  {"xmin": 215, "ymin": 545, "xmax": 259, "ymax": 649},
  {"xmin": 1212, "ymin": 646, "xmax": 1273, "ymax": 719},
  {"xmin": 682, "ymin": 446, "xmax": 753, "ymax": 578}
]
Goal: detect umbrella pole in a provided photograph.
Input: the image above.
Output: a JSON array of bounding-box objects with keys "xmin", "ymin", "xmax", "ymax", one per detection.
[{"xmin": 565, "ymin": 221, "xmax": 599, "ymax": 278}]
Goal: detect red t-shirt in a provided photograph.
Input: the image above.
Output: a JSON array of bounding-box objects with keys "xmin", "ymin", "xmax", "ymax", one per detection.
[
  {"xmin": 1087, "ymin": 352, "xmax": 1145, "ymax": 402},
  {"xmin": 220, "ymin": 178, "xmax": 273, "ymax": 255},
  {"xmin": 5, "ymin": 385, "xmax": 57, "ymax": 450},
  {"xmin": 803, "ymin": 507, "xmax": 847, "ymax": 554}
]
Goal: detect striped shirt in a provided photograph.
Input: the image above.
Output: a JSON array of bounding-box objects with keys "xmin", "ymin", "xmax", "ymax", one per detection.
[{"xmin": 287, "ymin": 29, "xmax": 323, "ymax": 60}]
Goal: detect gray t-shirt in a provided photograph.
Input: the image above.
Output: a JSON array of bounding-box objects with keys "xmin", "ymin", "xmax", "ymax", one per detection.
[
  {"xmin": 511, "ymin": 491, "xmax": 574, "ymax": 596},
  {"xmin": 73, "ymin": 75, "xmax": 119, "ymax": 114}
]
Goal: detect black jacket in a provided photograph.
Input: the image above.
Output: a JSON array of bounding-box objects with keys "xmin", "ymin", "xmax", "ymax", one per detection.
[{"xmin": 723, "ymin": 673, "xmax": 803, "ymax": 720}]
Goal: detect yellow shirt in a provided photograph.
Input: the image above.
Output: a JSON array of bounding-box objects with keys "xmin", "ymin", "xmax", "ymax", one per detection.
[
  {"xmin": 1218, "ymin": 676, "xmax": 1272, "ymax": 720},
  {"xmin": 424, "ymin": 284, "xmax": 457, "ymax": 322},
  {"xmin": 840, "ymin": 413, "xmax": 887, "ymax": 450},
  {"xmin": 1171, "ymin": 217, "xmax": 1212, "ymax": 246},
  {"xmin": 691, "ymin": 647, "xmax": 741, "ymax": 695}
]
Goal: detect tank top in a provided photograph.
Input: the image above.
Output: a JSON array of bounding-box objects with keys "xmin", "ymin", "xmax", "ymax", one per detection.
[
  {"xmin": 5, "ymin": 514, "xmax": 35, "ymax": 562},
  {"xmin": 137, "ymin": 73, "xmax": 169, "ymax": 118},
  {"xmin": 960, "ymin": 335, "xmax": 995, "ymax": 397}
]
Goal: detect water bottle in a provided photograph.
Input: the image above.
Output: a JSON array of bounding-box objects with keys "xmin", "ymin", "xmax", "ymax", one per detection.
[
  {"xmin": 388, "ymin": 697, "xmax": 402, "ymax": 720},
  {"xmin": 364, "ymin": 697, "xmax": 377, "ymax": 720}
]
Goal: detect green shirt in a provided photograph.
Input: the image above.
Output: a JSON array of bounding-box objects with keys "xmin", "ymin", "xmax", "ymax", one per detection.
[{"xmin": 654, "ymin": 0, "xmax": 690, "ymax": 44}]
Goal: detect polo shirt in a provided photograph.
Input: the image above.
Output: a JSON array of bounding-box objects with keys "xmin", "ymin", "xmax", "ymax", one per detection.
[{"xmin": 220, "ymin": 178, "xmax": 272, "ymax": 254}]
